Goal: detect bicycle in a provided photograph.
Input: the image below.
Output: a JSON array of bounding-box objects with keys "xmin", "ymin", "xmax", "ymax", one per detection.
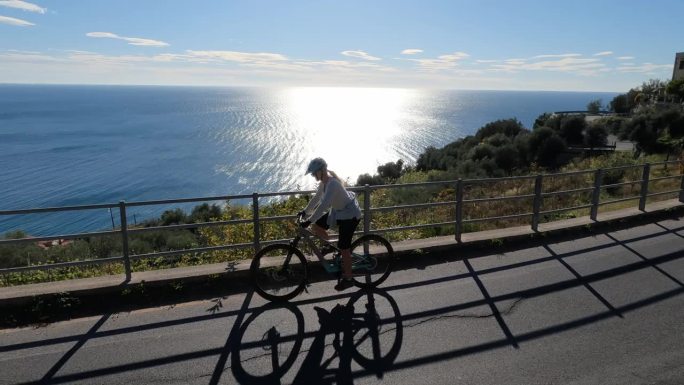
[{"xmin": 250, "ymin": 214, "xmax": 394, "ymax": 301}]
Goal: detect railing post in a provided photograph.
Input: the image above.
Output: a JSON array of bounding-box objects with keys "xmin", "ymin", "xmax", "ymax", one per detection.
[
  {"xmin": 363, "ymin": 184, "xmax": 371, "ymax": 254},
  {"xmin": 532, "ymin": 174, "xmax": 543, "ymax": 231},
  {"xmin": 363, "ymin": 184, "xmax": 371, "ymax": 236},
  {"xmin": 252, "ymin": 193, "xmax": 260, "ymax": 253},
  {"xmin": 118, "ymin": 201, "xmax": 131, "ymax": 281},
  {"xmin": 639, "ymin": 163, "xmax": 651, "ymax": 211},
  {"xmin": 455, "ymin": 179, "xmax": 463, "ymax": 242},
  {"xmin": 590, "ymin": 169, "xmax": 603, "ymax": 221}
]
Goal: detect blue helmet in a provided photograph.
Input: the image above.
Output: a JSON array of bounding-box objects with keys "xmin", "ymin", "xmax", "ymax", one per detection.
[{"xmin": 305, "ymin": 157, "xmax": 327, "ymax": 175}]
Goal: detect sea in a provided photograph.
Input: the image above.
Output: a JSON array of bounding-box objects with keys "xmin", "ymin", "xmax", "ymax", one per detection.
[{"xmin": 0, "ymin": 85, "xmax": 618, "ymax": 236}]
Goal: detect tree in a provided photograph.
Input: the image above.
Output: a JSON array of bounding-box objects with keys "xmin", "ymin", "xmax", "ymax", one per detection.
[
  {"xmin": 587, "ymin": 99, "xmax": 602, "ymax": 114},
  {"xmin": 628, "ymin": 115, "xmax": 666, "ymax": 155},
  {"xmin": 528, "ymin": 127, "xmax": 568, "ymax": 168},
  {"xmin": 356, "ymin": 173, "xmax": 386, "ymax": 186},
  {"xmin": 190, "ymin": 203, "xmax": 222, "ymax": 223},
  {"xmin": 475, "ymin": 119, "xmax": 525, "ymax": 141},
  {"xmin": 484, "ymin": 133, "xmax": 511, "ymax": 147},
  {"xmin": 537, "ymin": 135, "xmax": 568, "ymax": 169},
  {"xmin": 377, "ymin": 160, "xmax": 404, "ymax": 181},
  {"xmin": 610, "ymin": 88, "xmax": 641, "ymax": 113},
  {"xmin": 468, "ymin": 143, "xmax": 495, "ymax": 161},
  {"xmin": 655, "ymin": 107, "xmax": 684, "ymax": 158},
  {"xmin": 494, "ymin": 144, "xmax": 520, "ymax": 174},
  {"xmin": 640, "ymin": 79, "xmax": 667, "ymax": 102},
  {"xmin": 160, "ymin": 208, "xmax": 188, "ymax": 226},
  {"xmin": 559, "ymin": 115, "xmax": 586, "ymax": 145},
  {"xmin": 610, "ymin": 94, "xmax": 629, "ymax": 113},
  {"xmin": 528, "ymin": 127, "xmax": 555, "ymax": 157},
  {"xmin": 666, "ymin": 78, "xmax": 684, "ymax": 100},
  {"xmin": 584, "ymin": 125, "xmax": 608, "ymax": 148},
  {"xmin": 416, "ymin": 146, "xmax": 445, "ymax": 171},
  {"xmin": 533, "ymin": 113, "xmax": 552, "ymax": 129}
]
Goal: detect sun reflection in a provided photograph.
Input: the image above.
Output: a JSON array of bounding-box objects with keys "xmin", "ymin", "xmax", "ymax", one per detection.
[{"xmin": 285, "ymin": 87, "xmax": 417, "ymax": 184}]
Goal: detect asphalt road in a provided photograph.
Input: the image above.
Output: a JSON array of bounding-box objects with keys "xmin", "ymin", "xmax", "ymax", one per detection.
[{"xmin": 2, "ymin": 217, "xmax": 683, "ymax": 385}]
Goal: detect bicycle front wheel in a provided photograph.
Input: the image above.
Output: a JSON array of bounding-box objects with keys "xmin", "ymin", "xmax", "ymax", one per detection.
[
  {"xmin": 349, "ymin": 234, "xmax": 394, "ymax": 288},
  {"xmin": 251, "ymin": 244, "xmax": 308, "ymax": 302}
]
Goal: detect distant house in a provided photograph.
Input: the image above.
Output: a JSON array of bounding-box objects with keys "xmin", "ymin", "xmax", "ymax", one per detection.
[{"xmin": 674, "ymin": 52, "xmax": 684, "ymax": 81}]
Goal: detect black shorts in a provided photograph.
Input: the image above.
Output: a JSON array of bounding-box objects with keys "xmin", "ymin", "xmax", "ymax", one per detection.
[{"xmin": 314, "ymin": 213, "xmax": 360, "ymax": 250}]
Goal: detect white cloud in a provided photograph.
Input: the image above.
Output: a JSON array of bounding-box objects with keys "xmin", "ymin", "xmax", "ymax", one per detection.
[
  {"xmin": 533, "ymin": 53, "xmax": 582, "ymax": 59},
  {"xmin": 476, "ymin": 59, "xmax": 498, "ymax": 63},
  {"xmin": 409, "ymin": 51, "xmax": 470, "ymax": 71},
  {"xmin": 341, "ymin": 50, "xmax": 381, "ymax": 61},
  {"xmin": 0, "ymin": 14, "xmax": 33, "ymax": 26},
  {"xmin": 186, "ymin": 50, "xmax": 288, "ymax": 63},
  {"xmin": 0, "ymin": 0, "xmax": 45, "ymax": 13},
  {"xmin": 491, "ymin": 57, "xmax": 606, "ymax": 75},
  {"xmin": 616, "ymin": 63, "xmax": 671, "ymax": 73},
  {"xmin": 87, "ymin": 32, "xmax": 118, "ymax": 39},
  {"xmin": 505, "ymin": 58, "xmax": 527, "ymax": 65},
  {"xmin": 305, "ymin": 59, "xmax": 394, "ymax": 72},
  {"xmin": 401, "ymin": 49, "xmax": 423, "ymax": 55},
  {"xmin": 617, "ymin": 56, "xmax": 635, "ymax": 60},
  {"xmin": 0, "ymin": 50, "xmax": 60, "ymax": 62},
  {"xmin": 86, "ymin": 32, "xmax": 169, "ymax": 47},
  {"xmin": 593, "ymin": 51, "xmax": 613, "ymax": 56},
  {"xmin": 438, "ymin": 52, "xmax": 469, "ymax": 61}
]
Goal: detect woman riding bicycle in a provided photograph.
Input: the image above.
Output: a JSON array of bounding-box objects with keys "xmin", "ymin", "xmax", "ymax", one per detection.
[{"xmin": 299, "ymin": 157, "xmax": 362, "ymax": 291}]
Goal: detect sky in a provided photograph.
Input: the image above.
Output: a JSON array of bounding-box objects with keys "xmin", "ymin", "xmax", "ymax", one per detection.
[{"xmin": 0, "ymin": 0, "xmax": 682, "ymax": 92}]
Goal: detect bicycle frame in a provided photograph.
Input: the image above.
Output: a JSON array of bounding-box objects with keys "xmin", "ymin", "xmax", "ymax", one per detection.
[{"xmin": 288, "ymin": 226, "xmax": 375, "ymax": 275}]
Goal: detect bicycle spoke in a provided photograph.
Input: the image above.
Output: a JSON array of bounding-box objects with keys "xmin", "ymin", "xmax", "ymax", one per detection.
[
  {"xmin": 349, "ymin": 235, "xmax": 393, "ymax": 288},
  {"xmin": 252, "ymin": 244, "xmax": 307, "ymax": 301}
]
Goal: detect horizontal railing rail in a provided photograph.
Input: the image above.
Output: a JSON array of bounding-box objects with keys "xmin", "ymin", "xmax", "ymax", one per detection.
[
  {"xmin": 600, "ymin": 180, "xmax": 642, "ymax": 189},
  {"xmin": 0, "ymin": 203, "xmax": 119, "ymax": 216},
  {"xmin": 1, "ymin": 161, "xmax": 683, "ymax": 283},
  {"xmin": 1, "ymin": 256, "xmax": 124, "ymax": 274},
  {"xmin": 463, "ymin": 194, "xmax": 535, "ymax": 204},
  {"xmin": 370, "ymin": 201, "xmax": 455, "ymax": 213},
  {"xmin": 540, "ymin": 204, "xmax": 593, "ymax": 216}
]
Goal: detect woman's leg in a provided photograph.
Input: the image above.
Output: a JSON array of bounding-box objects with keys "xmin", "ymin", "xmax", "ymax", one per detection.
[
  {"xmin": 311, "ymin": 213, "xmax": 330, "ymax": 240},
  {"xmin": 311, "ymin": 223, "xmax": 329, "ymax": 240},
  {"xmin": 340, "ymin": 249, "xmax": 352, "ymax": 278},
  {"xmin": 337, "ymin": 218, "xmax": 360, "ymax": 280}
]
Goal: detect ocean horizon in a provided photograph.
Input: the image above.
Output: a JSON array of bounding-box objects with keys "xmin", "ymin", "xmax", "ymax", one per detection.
[{"xmin": 0, "ymin": 84, "xmax": 619, "ymax": 235}]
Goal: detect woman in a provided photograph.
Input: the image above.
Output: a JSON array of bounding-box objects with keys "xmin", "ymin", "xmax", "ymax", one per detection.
[{"xmin": 299, "ymin": 157, "xmax": 362, "ymax": 291}]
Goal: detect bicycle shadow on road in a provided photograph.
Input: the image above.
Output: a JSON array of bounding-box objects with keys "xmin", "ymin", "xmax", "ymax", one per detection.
[{"xmin": 229, "ymin": 287, "xmax": 403, "ymax": 385}]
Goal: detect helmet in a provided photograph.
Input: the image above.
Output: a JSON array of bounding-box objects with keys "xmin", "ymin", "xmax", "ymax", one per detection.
[{"xmin": 305, "ymin": 157, "xmax": 327, "ymax": 175}]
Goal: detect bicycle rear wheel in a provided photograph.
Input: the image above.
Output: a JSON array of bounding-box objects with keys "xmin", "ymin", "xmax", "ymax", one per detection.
[
  {"xmin": 349, "ymin": 234, "xmax": 394, "ymax": 288},
  {"xmin": 251, "ymin": 244, "xmax": 308, "ymax": 302}
]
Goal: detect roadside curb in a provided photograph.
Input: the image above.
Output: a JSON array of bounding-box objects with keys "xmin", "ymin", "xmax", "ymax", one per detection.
[{"xmin": 1, "ymin": 199, "xmax": 682, "ymax": 328}]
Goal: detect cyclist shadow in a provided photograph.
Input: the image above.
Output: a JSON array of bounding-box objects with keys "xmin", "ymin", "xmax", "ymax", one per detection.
[{"xmin": 231, "ymin": 288, "xmax": 403, "ymax": 385}]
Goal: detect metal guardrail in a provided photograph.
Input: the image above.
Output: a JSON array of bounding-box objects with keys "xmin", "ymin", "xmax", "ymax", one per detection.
[{"xmin": 1, "ymin": 161, "xmax": 683, "ymax": 281}]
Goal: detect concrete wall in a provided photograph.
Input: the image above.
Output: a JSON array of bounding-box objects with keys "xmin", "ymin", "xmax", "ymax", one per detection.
[{"xmin": 674, "ymin": 52, "xmax": 684, "ymax": 81}]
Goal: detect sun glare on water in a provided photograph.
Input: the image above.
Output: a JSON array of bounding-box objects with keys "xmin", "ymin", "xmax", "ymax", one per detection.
[{"xmin": 285, "ymin": 87, "xmax": 418, "ymax": 185}]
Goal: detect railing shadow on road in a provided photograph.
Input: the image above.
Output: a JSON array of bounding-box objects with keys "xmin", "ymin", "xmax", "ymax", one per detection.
[{"xmin": 5, "ymin": 218, "xmax": 684, "ymax": 384}]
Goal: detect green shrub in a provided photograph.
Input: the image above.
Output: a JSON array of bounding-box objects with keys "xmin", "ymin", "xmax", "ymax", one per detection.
[{"xmin": 584, "ymin": 125, "xmax": 609, "ymax": 148}]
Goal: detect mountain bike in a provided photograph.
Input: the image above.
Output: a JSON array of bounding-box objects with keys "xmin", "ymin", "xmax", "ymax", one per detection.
[{"xmin": 250, "ymin": 214, "xmax": 394, "ymax": 301}]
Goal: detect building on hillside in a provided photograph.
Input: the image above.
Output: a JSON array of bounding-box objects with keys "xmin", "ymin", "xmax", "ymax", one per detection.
[{"xmin": 674, "ymin": 52, "xmax": 684, "ymax": 81}]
